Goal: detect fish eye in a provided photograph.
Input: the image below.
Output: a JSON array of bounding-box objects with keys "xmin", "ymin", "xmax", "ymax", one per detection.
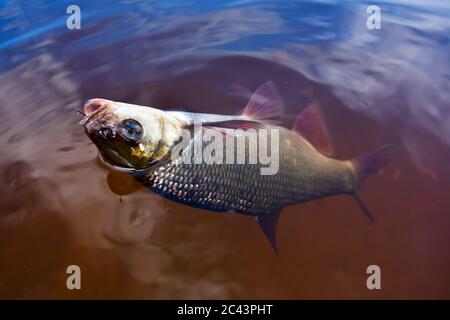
[{"xmin": 118, "ymin": 119, "xmax": 143, "ymax": 141}]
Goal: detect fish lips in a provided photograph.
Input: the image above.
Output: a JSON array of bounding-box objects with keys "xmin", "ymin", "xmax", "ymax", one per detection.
[{"xmin": 78, "ymin": 98, "xmax": 112, "ymax": 127}]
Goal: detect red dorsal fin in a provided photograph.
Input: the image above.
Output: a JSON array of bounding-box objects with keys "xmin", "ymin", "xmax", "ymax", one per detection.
[
  {"xmin": 292, "ymin": 102, "xmax": 334, "ymax": 156},
  {"xmin": 242, "ymin": 81, "xmax": 284, "ymax": 124}
]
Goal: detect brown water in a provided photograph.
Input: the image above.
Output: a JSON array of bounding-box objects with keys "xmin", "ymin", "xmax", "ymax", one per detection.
[{"xmin": 1, "ymin": 0, "xmax": 450, "ymax": 299}]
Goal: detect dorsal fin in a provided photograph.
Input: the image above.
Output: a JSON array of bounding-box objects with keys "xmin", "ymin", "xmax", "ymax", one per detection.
[
  {"xmin": 255, "ymin": 210, "xmax": 281, "ymax": 255},
  {"xmin": 242, "ymin": 81, "xmax": 284, "ymax": 124},
  {"xmin": 292, "ymin": 102, "xmax": 334, "ymax": 156}
]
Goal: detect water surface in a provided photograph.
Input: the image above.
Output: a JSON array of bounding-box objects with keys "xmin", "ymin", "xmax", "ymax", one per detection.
[{"xmin": 0, "ymin": 0, "xmax": 449, "ymax": 299}]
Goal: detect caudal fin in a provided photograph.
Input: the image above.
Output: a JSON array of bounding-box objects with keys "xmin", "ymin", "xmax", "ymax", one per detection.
[
  {"xmin": 352, "ymin": 144, "xmax": 396, "ymax": 190},
  {"xmin": 350, "ymin": 144, "xmax": 396, "ymax": 221}
]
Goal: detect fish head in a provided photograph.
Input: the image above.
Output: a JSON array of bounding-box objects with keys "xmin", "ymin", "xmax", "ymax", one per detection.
[{"xmin": 79, "ymin": 98, "xmax": 174, "ymax": 172}]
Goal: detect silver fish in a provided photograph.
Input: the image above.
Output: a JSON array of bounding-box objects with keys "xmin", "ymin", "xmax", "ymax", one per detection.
[{"xmin": 80, "ymin": 82, "xmax": 394, "ymax": 253}]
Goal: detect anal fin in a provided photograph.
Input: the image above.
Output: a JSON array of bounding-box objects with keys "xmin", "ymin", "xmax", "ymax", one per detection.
[{"xmin": 255, "ymin": 210, "xmax": 281, "ymax": 255}]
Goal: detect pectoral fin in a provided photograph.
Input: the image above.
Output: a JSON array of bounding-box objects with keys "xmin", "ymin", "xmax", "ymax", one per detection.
[{"xmin": 255, "ymin": 210, "xmax": 281, "ymax": 255}]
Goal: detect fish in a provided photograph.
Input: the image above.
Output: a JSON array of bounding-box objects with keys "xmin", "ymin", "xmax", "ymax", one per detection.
[{"xmin": 79, "ymin": 82, "xmax": 395, "ymax": 253}]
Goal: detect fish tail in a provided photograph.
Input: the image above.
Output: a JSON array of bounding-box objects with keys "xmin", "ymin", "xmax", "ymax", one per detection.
[
  {"xmin": 352, "ymin": 144, "xmax": 396, "ymax": 190},
  {"xmin": 350, "ymin": 144, "xmax": 396, "ymax": 221}
]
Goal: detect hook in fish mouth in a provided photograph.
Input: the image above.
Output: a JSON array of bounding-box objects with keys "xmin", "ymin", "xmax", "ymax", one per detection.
[{"xmin": 75, "ymin": 107, "xmax": 86, "ymax": 116}]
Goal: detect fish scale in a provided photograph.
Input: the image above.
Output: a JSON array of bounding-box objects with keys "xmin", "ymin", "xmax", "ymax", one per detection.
[{"xmin": 136, "ymin": 126, "xmax": 355, "ymax": 216}]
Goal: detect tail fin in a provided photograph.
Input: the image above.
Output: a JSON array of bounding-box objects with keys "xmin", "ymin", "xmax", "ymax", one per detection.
[
  {"xmin": 350, "ymin": 144, "xmax": 396, "ymax": 221},
  {"xmin": 352, "ymin": 144, "xmax": 396, "ymax": 190}
]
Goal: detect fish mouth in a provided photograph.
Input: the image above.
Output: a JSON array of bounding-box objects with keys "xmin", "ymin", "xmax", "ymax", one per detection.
[
  {"xmin": 78, "ymin": 104, "xmax": 108, "ymax": 126},
  {"xmin": 92, "ymin": 136, "xmax": 150, "ymax": 175},
  {"xmin": 87, "ymin": 131, "xmax": 132, "ymax": 168},
  {"xmin": 98, "ymin": 150, "xmax": 134, "ymax": 172},
  {"xmin": 98, "ymin": 151, "xmax": 153, "ymax": 175},
  {"xmin": 78, "ymin": 99, "xmax": 111, "ymax": 126}
]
